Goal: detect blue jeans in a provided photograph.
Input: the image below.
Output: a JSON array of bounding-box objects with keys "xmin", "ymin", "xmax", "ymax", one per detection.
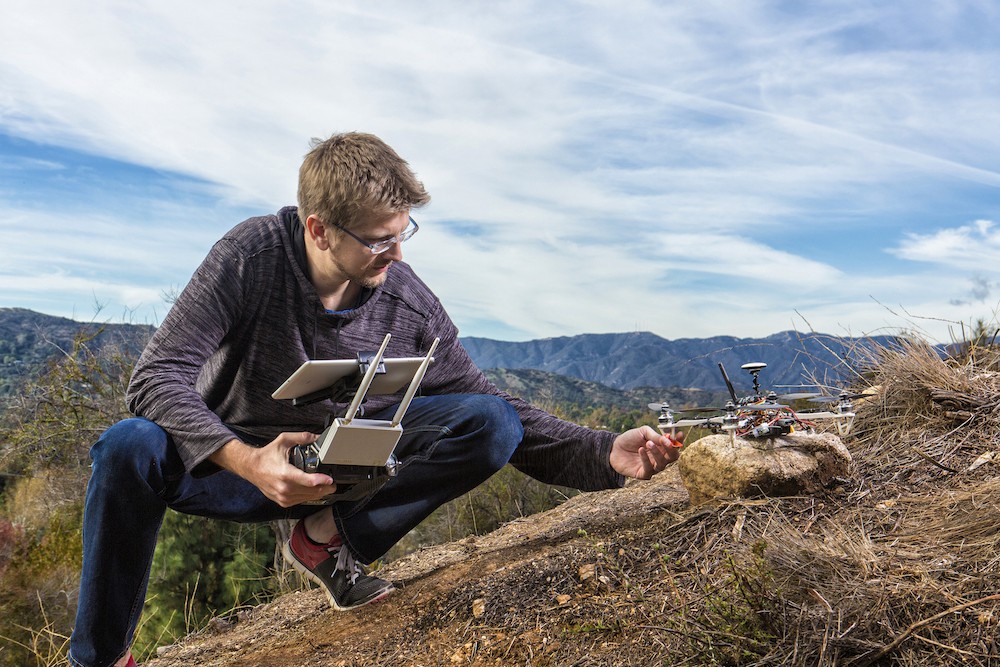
[{"xmin": 67, "ymin": 394, "xmax": 522, "ymax": 667}]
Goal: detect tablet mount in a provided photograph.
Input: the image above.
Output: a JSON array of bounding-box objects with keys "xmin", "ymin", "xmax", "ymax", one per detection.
[
  {"xmin": 288, "ymin": 350, "xmax": 388, "ymax": 408},
  {"xmin": 285, "ymin": 334, "xmax": 438, "ymax": 504}
]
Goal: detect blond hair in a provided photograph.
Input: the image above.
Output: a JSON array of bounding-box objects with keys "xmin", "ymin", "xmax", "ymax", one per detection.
[{"xmin": 297, "ymin": 132, "xmax": 430, "ymax": 230}]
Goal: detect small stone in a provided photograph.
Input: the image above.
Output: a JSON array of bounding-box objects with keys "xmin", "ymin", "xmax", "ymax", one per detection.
[{"xmin": 472, "ymin": 598, "xmax": 486, "ymax": 618}]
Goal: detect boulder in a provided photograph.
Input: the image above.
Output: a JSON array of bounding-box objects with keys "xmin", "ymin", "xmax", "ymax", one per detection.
[{"xmin": 678, "ymin": 432, "xmax": 851, "ymax": 505}]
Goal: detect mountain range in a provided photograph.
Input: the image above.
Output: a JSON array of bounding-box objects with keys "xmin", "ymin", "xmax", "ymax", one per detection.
[
  {"xmin": 462, "ymin": 330, "xmax": 888, "ymax": 393},
  {"xmin": 1, "ymin": 307, "xmax": 886, "ymax": 398}
]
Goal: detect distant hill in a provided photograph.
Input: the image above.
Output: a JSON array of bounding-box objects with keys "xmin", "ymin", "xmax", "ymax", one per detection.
[
  {"xmin": 484, "ymin": 367, "xmax": 729, "ymax": 414},
  {"xmin": 463, "ymin": 330, "xmax": 891, "ymax": 392},
  {"xmin": 0, "ymin": 308, "xmax": 887, "ymax": 399},
  {"xmin": 0, "ymin": 308, "xmax": 153, "ymax": 395}
]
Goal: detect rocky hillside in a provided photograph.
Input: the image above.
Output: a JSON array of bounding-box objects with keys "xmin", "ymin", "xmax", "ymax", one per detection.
[
  {"xmin": 145, "ymin": 470, "xmax": 692, "ymax": 667},
  {"xmin": 0, "ymin": 308, "xmax": 153, "ymax": 395},
  {"xmin": 143, "ymin": 338, "xmax": 1000, "ymax": 667}
]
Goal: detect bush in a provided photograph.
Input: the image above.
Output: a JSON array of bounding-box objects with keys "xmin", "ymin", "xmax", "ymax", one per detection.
[
  {"xmin": 0, "ymin": 326, "xmax": 140, "ymax": 474},
  {"xmin": 0, "ymin": 498, "xmax": 82, "ymax": 667},
  {"xmin": 0, "ymin": 326, "xmax": 139, "ymax": 666},
  {"xmin": 133, "ymin": 512, "xmax": 278, "ymax": 659}
]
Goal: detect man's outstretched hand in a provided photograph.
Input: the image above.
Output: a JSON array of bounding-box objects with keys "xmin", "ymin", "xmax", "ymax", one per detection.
[{"xmin": 609, "ymin": 425, "xmax": 684, "ymax": 480}]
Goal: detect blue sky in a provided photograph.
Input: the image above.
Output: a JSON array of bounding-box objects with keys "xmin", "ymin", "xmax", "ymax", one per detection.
[{"xmin": 2, "ymin": 1, "xmax": 999, "ymax": 343}]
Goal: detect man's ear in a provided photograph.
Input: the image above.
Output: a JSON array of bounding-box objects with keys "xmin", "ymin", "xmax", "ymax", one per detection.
[{"xmin": 304, "ymin": 215, "xmax": 331, "ymax": 250}]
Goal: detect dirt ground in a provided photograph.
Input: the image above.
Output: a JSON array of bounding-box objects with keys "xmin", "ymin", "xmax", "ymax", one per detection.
[
  {"xmin": 143, "ymin": 468, "xmax": 692, "ymax": 667},
  {"xmin": 120, "ymin": 342, "xmax": 1000, "ymax": 665}
]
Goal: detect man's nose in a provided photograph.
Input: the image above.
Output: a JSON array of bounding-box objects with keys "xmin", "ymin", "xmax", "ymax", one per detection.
[{"xmin": 383, "ymin": 240, "xmax": 404, "ymax": 261}]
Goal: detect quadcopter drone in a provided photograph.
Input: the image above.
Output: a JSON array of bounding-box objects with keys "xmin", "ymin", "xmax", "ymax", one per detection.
[{"xmin": 649, "ymin": 361, "xmax": 861, "ymax": 446}]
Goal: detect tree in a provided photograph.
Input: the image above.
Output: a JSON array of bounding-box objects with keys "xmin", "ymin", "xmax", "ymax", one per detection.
[{"xmin": 133, "ymin": 512, "xmax": 278, "ymax": 659}]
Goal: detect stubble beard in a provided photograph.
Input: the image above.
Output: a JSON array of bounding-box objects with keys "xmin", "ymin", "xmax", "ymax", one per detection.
[{"xmin": 334, "ymin": 255, "xmax": 393, "ymax": 290}]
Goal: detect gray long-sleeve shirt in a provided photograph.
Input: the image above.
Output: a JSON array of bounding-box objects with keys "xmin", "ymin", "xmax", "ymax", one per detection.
[{"xmin": 127, "ymin": 207, "xmax": 623, "ymax": 491}]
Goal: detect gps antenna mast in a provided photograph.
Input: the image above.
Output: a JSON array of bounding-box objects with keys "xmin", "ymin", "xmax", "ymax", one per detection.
[
  {"xmin": 391, "ymin": 338, "xmax": 439, "ymax": 427},
  {"xmin": 342, "ymin": 333, "xmax": 391, "ymax": 424},
  {"xmin": 719, "ymin": 362, "xmax": 739, "ymax": 405}
]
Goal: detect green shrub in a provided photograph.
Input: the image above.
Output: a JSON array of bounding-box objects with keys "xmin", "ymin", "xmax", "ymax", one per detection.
[
  {"xmin": 0, "ymin": 502, "xmax": 83, "ymax": 667},
  {"xmin": 133, "ymin": 511, "xmax": 277, "ymax": 660}
]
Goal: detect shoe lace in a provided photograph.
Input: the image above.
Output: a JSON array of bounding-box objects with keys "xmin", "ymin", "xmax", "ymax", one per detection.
[{"xmin": 333, "ymin": 544, "xmax": 365, "ymax": 586}]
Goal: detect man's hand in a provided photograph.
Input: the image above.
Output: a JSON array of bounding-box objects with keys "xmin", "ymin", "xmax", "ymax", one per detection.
[
  {"xmin": 210, "ymin": 432, "xmax": 336, "ymax": 507},
  {"xmin": 609, "ymin": 425, "xmax": 684, "ymax": 480}
]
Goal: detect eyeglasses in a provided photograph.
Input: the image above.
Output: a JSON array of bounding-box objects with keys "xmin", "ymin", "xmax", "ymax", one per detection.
[{"xmin": 329, "ymin": 216, "xmax": 419, "ymax": 255}]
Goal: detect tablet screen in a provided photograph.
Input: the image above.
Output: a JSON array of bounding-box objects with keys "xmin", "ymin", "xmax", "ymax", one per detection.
[{"xmin": 271, "ymin": 357, "xmax": 433, "ymax": 400}]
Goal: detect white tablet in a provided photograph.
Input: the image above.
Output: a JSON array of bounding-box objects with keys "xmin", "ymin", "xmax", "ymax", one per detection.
[{"xmin": 271, "ymin": 357, "xmax": 433, "ymax": 401}]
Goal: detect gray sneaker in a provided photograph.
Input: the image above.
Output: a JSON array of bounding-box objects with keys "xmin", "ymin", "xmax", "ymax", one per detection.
[{"xmin": 282, "ymin": 520, "xmax": 394, "ymax": 610}]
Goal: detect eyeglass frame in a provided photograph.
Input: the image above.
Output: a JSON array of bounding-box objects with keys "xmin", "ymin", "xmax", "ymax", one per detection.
[{"xmin": 328, "ymin": 216, "xmax": 419, "ymax": 255}]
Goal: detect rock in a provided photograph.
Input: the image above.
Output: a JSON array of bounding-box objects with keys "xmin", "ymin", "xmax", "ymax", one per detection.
[
  {"xmin": 472, "ymin": 598, "xmax": 486, "ymax": 618},
  {"xmin": 678, "ymin": 432, "xmax": 851, "ymax": 505}
]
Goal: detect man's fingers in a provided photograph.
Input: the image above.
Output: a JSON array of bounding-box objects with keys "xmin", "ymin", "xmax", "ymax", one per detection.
[
  {"xmin": 275, "ymin": 431, "xmax": 319, "ymax": 450},
  {"xmin": 645, "ymin": 442, "xmax": 669, "ymax": 468},
  {"xmin": 643, "ymin": 436, "xmax": 680, "ymax": 475},
  {"xmin": 303, "ymin": 471, "xmax": 335, "ymax": 488},
  {"xmin": 272, "ymin": 476, "xmax": 336, "ymax": 507}
]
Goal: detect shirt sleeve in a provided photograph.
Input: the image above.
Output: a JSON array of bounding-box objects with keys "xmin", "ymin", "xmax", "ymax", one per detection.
[
  {"xmin": 419, "ymin": 301, "xmax": 625, "ymax": 492},
  {"xmin": 126, "ymin": 238, "xmax": 250, "ymax": 474}
]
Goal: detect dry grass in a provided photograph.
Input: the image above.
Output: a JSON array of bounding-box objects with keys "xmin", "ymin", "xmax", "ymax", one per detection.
[
  {"xmin": 850, "ymin": 337, "xmax": 1000, "ymax": 481},
  {"xmin": 704, "ymin": 335, "xmax": 1000, "ymax": 666},
  {"xmin": 141, "ymin": 334, "xmax": 1000, "ymax": 666},
  {"xmin": 458, "ymin": 335, "xmax": 1000, "ymax": 666}
]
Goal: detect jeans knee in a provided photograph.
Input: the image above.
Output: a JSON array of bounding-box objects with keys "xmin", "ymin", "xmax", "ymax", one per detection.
[
  {"xmin": 467, "ymin": 395, "xmax": 523, "ymax": 471},
  {"xmin": 90, "ymin": 418, "xmax": 169, "ymax": 474}
]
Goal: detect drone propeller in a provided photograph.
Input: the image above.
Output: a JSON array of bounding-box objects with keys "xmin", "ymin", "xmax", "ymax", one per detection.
[
  {"xmin": 799, "ymin": 410, "xmax": 829, "ymax": 419},
  {"xmin": 738, "ymin": 402, "xmax": 789, "ymax": 411},
  {"xmin": 796, "ymin": 410, "xmax": 851, "ymax": 420},
  {"xmin": 663, "ymin": 416, "xmax": 725, "ymax": 428},
  {"xmin": 662, "ymin": 401, "xmax": 791, "ymax": 414},
  {"xmin": 648, "ymin": 402, "xmax": 670, "ymax": 412},
  {"xmin": 807, "ymin": 392, "xmax": 867, "ymax": 404},
  {"xmin": 777, "ymin": 392, "xmax": 823, "ymax": 401}
]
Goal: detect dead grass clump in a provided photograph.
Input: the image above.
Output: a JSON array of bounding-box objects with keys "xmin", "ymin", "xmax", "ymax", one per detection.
[
  {"xmin": 638, "ymin": 493, "xmax": 1000, "ymax": 667},
  {"xmin": 849, "ymin": 337, "xmax": 1000, "ymax": 488},
  {"xmin": 888, "ymin": 477, "xmax": 1000, "ymax": 575},
  {"xmin": 3, "ymin": 468, "xmax": 89, "ymax": 527}
]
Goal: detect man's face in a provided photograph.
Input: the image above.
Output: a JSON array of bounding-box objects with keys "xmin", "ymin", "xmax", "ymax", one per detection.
[{"xmin": 327, "ymin": 211, "xmax": 409, "ymax": 288}]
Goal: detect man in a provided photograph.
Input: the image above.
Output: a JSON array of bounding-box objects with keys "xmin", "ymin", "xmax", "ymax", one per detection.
[{"xmin": 68, "ymin": 132, "xmax": 682, "ymax": 667}]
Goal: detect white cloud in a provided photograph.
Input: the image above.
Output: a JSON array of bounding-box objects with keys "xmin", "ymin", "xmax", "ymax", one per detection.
[
  {"xmin": 892, "ymin": 219, "xmax": 1000, "ymax": 271},
  {"xmin": 0, "ymin": 205, "xmax": 220, "ymax": 323},
  {"xmin": 1, "ymin": 1, "xmax": 999, "ymax": 342}
]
